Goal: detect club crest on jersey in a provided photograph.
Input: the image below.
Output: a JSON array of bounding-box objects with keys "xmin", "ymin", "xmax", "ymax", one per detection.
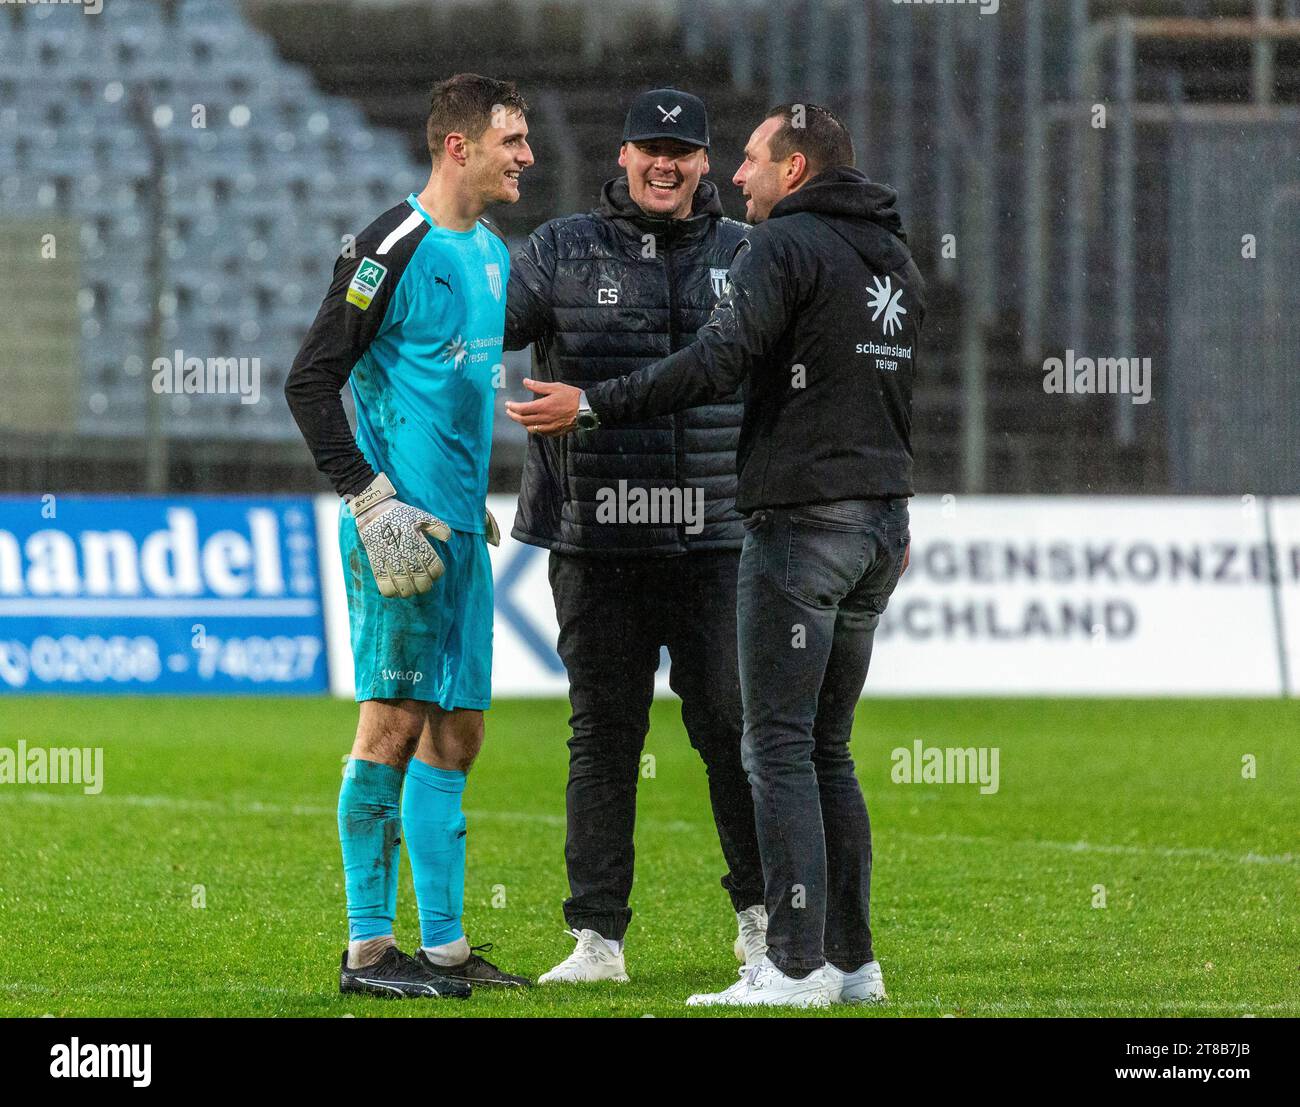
[
  {"xmin": 710, "ymin": 267, "xmax": 730, "ymax": 299},
  {"xmin": 346, "ymin": 258, "xmax": 388, "ymax": 310},
  {"xmin": 485, "ymin": 262, "xmax": 502, "ymax": 302}
]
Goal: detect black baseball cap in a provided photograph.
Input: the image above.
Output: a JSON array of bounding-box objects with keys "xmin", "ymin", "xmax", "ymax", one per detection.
[{"xmin": 622, "ymin": 88, "xmax": 710, "ymax": 149}]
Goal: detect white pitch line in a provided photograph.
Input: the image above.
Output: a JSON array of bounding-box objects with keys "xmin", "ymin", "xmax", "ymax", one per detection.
[
  {"xmin": 0, "ymin": 790, "xmax": 693, "ymax": 833},
  {"xmin": 0, "ymin": 791, "xmax": 337, "ymax": 819},
  {"xmin": 892, "ymin": 829, "xmax": 1297, "ymax": 866},
  {"xmin": 0, "ymin": 791, "xmax": 1292, "ymax": 865}
]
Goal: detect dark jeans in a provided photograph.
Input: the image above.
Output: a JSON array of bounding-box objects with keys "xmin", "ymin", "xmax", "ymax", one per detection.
[
  {"xmin": 737, "ymin": 498, "xmax": 910, "ymax": 976},
  {"xmin": 549, "ymin": 549, "xmax": 765, "ymax": 941}
]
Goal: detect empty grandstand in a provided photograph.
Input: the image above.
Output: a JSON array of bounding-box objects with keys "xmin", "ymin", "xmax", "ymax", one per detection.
[{"xmin": 2, "ymin": 0, "xmax": 1297, "ymax": 496}]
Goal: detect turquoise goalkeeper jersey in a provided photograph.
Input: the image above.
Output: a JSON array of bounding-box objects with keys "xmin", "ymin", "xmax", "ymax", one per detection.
[{"xmin": 294, "ymin": 193, "xmax": 510, "ymax": 532}]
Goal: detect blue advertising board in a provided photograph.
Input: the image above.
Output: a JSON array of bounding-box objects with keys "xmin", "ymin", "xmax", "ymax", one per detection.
[{"xmin": 0, "ymin": 496, "xmax": 327, "ymax": 694}]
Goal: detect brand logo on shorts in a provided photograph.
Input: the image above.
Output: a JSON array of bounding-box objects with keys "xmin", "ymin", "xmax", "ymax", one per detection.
[{"xmin": 346, "ymin": 258, "xmax": 388, "ymax": 310}]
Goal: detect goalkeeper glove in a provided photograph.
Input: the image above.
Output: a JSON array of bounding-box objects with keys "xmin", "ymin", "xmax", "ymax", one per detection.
[
  {"xmin": 485, "ymin": 506, "xmax": 500, "ymax": 546},
  {"xmin": 346, "ymin": 473, "xmax": 451, "ymax": 599}
]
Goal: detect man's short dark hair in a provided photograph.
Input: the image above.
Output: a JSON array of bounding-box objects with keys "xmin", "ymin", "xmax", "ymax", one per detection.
[
  {"xmin": 426, "ymin": 73, "xmax": 528, "ymax": 159},
  {"xmin": 764, "ymin": 102, "xmax": 855, "ymax": 175}
]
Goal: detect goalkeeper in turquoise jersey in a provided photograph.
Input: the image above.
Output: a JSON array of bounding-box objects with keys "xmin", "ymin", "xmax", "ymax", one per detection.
[{"xmin": 286, "ymin": 74, "xmax": 533, "ymax": 998}]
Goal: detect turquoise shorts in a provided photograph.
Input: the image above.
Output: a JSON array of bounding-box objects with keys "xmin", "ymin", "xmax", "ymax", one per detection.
[{"xmin": 339, "ymin": 506, "xmax": 494, "ymax": 709}]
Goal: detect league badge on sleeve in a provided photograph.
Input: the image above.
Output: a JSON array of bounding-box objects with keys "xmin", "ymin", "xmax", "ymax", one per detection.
[{"xmin": 346, "ymin": 258, "xmax": 388, "ymax": 310}]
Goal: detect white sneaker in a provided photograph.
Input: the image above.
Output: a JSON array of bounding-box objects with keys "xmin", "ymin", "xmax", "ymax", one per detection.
[
  {"xmin": 537, "ymin": 929, "xmax": 629, "ymax": 984},
  {"xmin": 733, "ymin": 904, "xmax": 768, "ymax": 965},
  {"xmin": 686, "ymin": 955, "xmax": 835, "ymax": 1008},
  {"xmin": 826, "ymin": 959, "xmax": 887, "ymax": 1004}
]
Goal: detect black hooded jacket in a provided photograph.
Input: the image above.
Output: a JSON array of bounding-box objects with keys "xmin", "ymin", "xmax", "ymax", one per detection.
[
  {"xmin": 585, "ymin": 167, "xmax": 924, "ymax": 511},
  {"xmin": 505, "ymin": 177, "xmax": 750, "ymax": 556}
]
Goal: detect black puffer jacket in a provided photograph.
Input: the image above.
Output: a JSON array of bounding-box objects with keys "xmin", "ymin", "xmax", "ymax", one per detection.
[{"xmin": 504, "ymin": 178, "xmax": 749, "ymax": 556}]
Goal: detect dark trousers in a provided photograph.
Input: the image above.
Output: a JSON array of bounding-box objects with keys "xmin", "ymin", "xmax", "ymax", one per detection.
[
  {"xmin": 736, "ymin": 498, "xmax": 910, "ymax": 977},
  {"xmin": 549, "ymin": 549, "xmax": 765, "ymax": 941}
]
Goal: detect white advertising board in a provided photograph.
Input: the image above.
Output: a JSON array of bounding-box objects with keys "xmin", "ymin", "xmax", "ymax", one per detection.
[
  {"xmin": 319, "ymin": 495, "xmax": 1291, "ymax": 699},
  {"xmin": 869, "ymin": 496, "xmax": 1282, "ymax": 696}
]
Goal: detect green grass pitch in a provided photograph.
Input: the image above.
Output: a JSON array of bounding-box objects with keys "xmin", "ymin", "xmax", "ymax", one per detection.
[{"xmin": 0, "ymin": 696, "xmax": 1296, "ymax": 1017}]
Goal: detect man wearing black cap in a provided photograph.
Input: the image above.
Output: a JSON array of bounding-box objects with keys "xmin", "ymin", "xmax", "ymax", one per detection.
[
  {"xmin": 509, "ymin": 103, "xmax": 924, "ymax": 1007},
  {"xmin": 504, "ymin": 88, "xmax": 767, "ymax": 984}
]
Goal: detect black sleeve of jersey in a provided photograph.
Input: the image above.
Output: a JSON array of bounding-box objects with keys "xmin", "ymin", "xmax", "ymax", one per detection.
[{"xmin": 285, "ymin": 250, "xmax": 391, "ymax": 498}]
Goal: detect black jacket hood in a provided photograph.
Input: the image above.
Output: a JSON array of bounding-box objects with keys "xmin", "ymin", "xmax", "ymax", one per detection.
[
  {"xmin": 598, "ymin": 176, "xmax": 726, "ymax": 239},
  {"xmin": 768, "ymin": 166, "xmax": 910, "ymax": 270}
]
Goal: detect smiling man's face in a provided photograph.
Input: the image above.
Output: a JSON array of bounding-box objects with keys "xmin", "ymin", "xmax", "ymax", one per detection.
[
  {"xmin": 466, "ymin": 108, "xmax": 533, "ymax": 205},
  {"xmin": 619, "ymin": 138, "xmax": 709, "ymax": 220},
  {"xmin": 732, "ymin": 116, "xmax": 790, "ymax": 224}
]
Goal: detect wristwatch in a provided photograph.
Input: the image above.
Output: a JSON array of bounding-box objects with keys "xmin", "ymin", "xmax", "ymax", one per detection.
[{"xmin": 576, "ymin": 390, "xmax": 600, "ymax": 431}]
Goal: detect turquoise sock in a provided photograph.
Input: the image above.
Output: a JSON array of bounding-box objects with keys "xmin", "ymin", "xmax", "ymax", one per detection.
[
  {"xmin": 403, "ymin": 759, "xmax": 467, "ymax": 949},
  {"xmin": 337, "ymin": 758, "xmax": 404, "ymax": 942}
]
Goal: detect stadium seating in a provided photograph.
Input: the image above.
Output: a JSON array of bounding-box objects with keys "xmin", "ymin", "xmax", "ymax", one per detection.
[
  {"xmin": 5, "ymin": 0, "xmax": 1295, "ymax": 495},
  {"xmin": 1, "ymin": 0, "xmax": 427, "ymax": 441}
]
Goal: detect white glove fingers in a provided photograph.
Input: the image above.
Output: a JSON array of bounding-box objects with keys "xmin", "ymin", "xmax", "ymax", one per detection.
[
  {"xmin": 408, "ymin": 528, "xmax": 444, "ymax": 589},
  {"xmin": 420, "ymin": 517, "xmax": 452, "ymax": 543},
  {"xmin": 389, "ymin": 564, "xmax": 417, "ymax": 598}
]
